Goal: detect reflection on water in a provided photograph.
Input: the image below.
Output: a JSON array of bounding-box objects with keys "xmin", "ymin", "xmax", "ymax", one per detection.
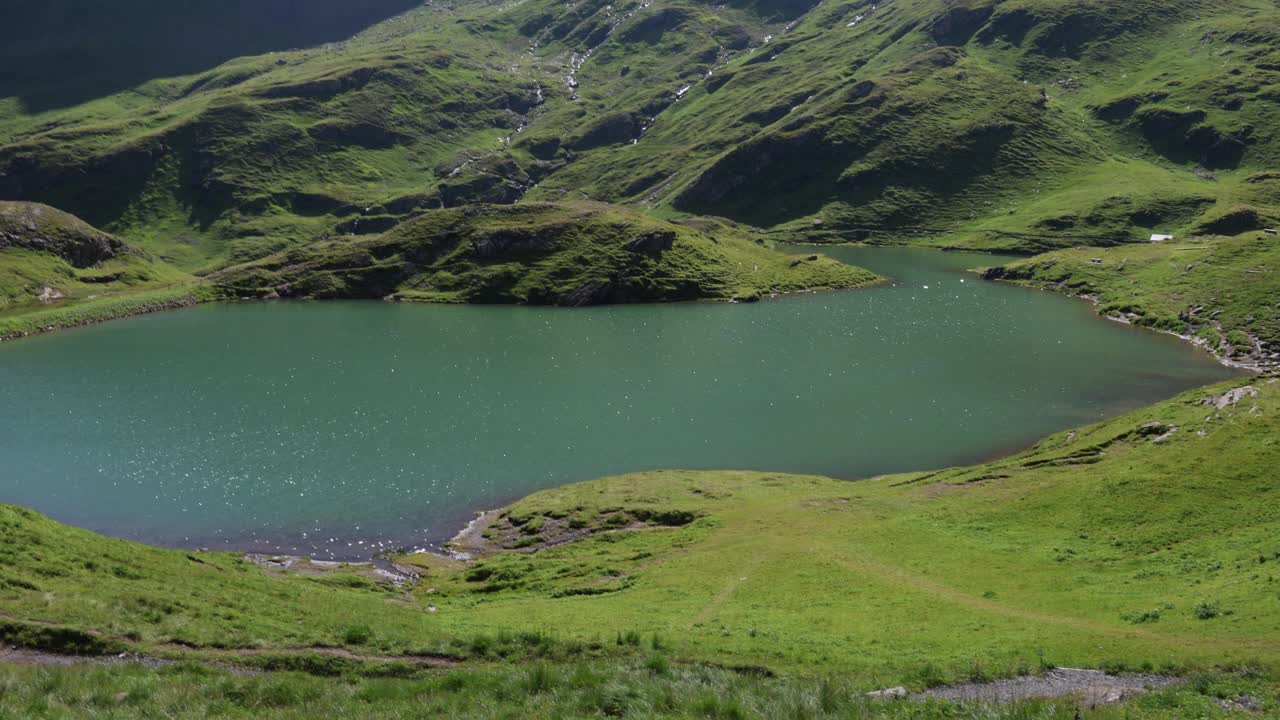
[{"xmin": 0, "ymin": 247, "xmax": 1242, "ymax": 558}]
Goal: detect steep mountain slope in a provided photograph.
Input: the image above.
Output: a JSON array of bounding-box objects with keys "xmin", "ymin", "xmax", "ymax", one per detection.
[
  {"xmin": 530, "ymin": 0, "xmax": 1280, "ymax": 247},
  {"xmin": 3, "ymin": 0, "xmax": 1278, "ymax": 266},
  {"xmin": 0, "ymin": 0, "xmax": 422, "ymax": 111}
]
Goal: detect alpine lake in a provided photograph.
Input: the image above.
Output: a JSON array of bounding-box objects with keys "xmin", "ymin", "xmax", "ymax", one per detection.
[{"xmin": 0, "ymin": 246, "xmax": 1243, "ymax": 558}]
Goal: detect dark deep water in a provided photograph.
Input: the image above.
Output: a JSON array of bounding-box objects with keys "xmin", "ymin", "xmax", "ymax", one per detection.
[{"xmin": 0, "ymin": 247, "xmax": 1243, "ymax": 558}]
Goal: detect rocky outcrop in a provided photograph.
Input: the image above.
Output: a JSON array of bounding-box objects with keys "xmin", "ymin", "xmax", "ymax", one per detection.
[
  {"xmin": 568, "ymin": 112, "xmax": 645, "ymax": 151},
  {"xmin": 1184, "ymin": 125, "xmax": 1250, "ymax": 169},
  {"xmin": 1135, "ymin": 107, "xmax": 1206, "ymax": 141},
  {"xmin": 0, "ymin": 202, "xmax": 128, "ymax": 268},
  {"xmin": 471, "ymin": 227, "xmax": 561, "ymax": 258},
  {"xmin": 623, "ymin": 230, "xmax": 676, "ymax": 255},
  {"xmin": 559, "ymin": 279, "xmax": 615, "ymax": 307},
  {"xmin": 1202, "ymin": 386, "xmax": 1258, "ymax": 410}
]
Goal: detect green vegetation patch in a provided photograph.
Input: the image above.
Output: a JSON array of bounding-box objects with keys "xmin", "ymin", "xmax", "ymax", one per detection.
[
  {"xmin": 986, "ymin": 230, "xmax": 1280, "ymax": 367},
  {"xmin": 0, "ymin": 661, "xmax": 1275, "ymax": 719},
  {"xmin": 2, "ymin": 377, "xmax": 1277, "ymax": 687},
  {"xmin": 211, "ymin": 201, "xmax": 881, "ymax": 305}
]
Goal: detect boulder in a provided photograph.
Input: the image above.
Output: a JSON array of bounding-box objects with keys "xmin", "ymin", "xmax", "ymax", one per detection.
[
  {"xmin": 1202, "ymin": 386, "xmax": 1258, "ymax": 409},
  {"xmin": 866, "ymin": 686, "xmax": 908, "ymax": 699}
]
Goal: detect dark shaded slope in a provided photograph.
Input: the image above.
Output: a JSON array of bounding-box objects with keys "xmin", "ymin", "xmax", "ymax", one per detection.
[{"xmin": 0, "ymin": 0, "xmax": 421, "ymax": 110}]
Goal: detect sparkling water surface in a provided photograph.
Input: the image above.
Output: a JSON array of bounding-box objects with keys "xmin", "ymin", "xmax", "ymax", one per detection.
[{"xmin": 0, "ymin": 246, "xmax": 1243, "ymax": 558}]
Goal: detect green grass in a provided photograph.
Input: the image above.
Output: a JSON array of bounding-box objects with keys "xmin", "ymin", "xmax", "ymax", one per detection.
[
  {"xmin": 211, "ymin": 201, "xmax": 881, "ymax": 304},
  {"xmin": 0, "ymin": 284, "xmax": 217, "ymax": 340},
  {"xmin": 4, "ymin": 0, "xmax": 1280, "ymax": 261},
  {"xmin": 0, "ymin": 200, "xmax": 200, "ymax": 335},
  {"xmin": 2, "ymin": 376, "xmax": 1276, "ymax": 685},
  {"xmin": 985, "ymin": 230, "xmax": 1280, "ymax": 366},
  {"xmin": 1, "ymin": 0, "xmax": 1279, "ymax": 714},
  {"xmin": 0, "ymin": 661, "xmax": 1274, "ymax": 719},
  {"xmin": 403, "ymin": 380, "xmax": 1280, "ymax": 681}
]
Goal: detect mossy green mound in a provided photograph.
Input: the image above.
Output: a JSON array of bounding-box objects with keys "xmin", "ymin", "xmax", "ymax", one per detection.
[
  {"xmin": 212, "ymin": 202, "xmax": 879, "ymax": 304},
  {"xmin": 0, "ymin": 201, "xmax": 128, "ymax": 268},
  {"xmin": 0, "ymin": 202, "xmax": 193, "ymax": 326}
]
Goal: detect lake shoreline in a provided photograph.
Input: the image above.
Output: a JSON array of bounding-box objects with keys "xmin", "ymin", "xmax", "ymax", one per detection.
[
  {"xmin": 0, "ymin": 274, "xmax": 885, "ymax": 345},
  {"xmin": 1, "ymin": 247, "xmax": 1250, "ymax": 563},
  {"xmin": 0, "ymin": 287, "xmax": 211, "ymax": 344},
  {"xmin": 983, "ymin": 281, "xmax": 1271, "ymax": 374}
]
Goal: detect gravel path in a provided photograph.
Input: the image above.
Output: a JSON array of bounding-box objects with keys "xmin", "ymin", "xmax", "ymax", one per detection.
[
  {"xmin": 0, "ymin": 643, "xmax": 171, "ymax": 669},
  {"xmin": 915, "ymin": 667, "xmax": 1183, "ymax": 704}
]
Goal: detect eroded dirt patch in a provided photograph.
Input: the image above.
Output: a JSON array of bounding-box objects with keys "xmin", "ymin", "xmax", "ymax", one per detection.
[
  {"xmin": 243, "ymin": 554, "xmax": 419, "ymax": 587},
  {"xmin": 914, "ymin": 667, "xmax": 1182, "ymax": 704},
  {"xmin": 0, "ymin": 642, "xmax": 170, "ymax": 669}
]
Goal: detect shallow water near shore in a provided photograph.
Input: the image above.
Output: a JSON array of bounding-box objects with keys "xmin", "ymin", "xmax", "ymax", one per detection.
[{"xmin": 0, "ymin": 246, "xmax": 1243, "ymax": 558}]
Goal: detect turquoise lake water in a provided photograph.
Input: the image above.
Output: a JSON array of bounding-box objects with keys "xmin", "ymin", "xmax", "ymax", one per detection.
[{"xmin": 0, "ymin": 246, "xmax": 1243, "ymax": 558}]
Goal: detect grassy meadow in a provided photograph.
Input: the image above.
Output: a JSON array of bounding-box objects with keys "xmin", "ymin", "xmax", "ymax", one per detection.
[
  {"xmin": 1, "ymin": 0, "xmax": 1279, "ymax": 716},
  {"xmin": 0, "ymin": 375, "xmax": 1275, "ymax": 716}
]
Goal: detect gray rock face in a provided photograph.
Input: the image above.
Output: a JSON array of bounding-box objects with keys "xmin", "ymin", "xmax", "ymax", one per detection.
[
  {"xmin": 559, "ymin": 279, "xmax": 614, "ymax": 307},
  {"xmin": 928, "ymin": 4, "xmax": 995, "ymax": 46},
  {"xmin": 916, "ymin": 668, "xmax": 1183, "ymax": 705},
  {"xmin": 471, "ymin": 228, "xmax": 558, "ymax": 259},
  {"xmin": 1203, "ymin": 386, "xmax": 1259, "ymax": 409},
  {"xmin": 1235, "ymin": 696, "xmax": 1263, "ymax": 712},
  {"xmin": 0, "ymin": 201, "xmax": 128, "ymax": 268},
  {"xmin": 866, "ymin": 686, "xmax": 907, "ymax": 699}
]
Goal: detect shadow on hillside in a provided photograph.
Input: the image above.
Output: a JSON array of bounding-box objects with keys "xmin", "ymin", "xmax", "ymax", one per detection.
[{"xmin": 0, "ymin": 0, "xmax": 420, "ymax": 112}]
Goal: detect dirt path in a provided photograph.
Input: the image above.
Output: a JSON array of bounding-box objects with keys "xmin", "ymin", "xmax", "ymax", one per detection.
[
  {"xmin": 0, "ymin": 610, "xmax": 458, "ymax": 670},
  {"xmin": 914, "ymin": 667, "xmax": 1182, "ymax": 705},
  {"xmin": 159, "ymin": 644, "xmax": 459, "ymax": 667},
  {"xmin": 0, "ymin": 643, "xmax": 170, "ymax": 669},
  {"xmin": 689, "ymin": 554, "xmax": 768, "ymax": 628},
  {"xmin": 832, "ymin": 552, "xmax": 1273, "ymax": 653}
]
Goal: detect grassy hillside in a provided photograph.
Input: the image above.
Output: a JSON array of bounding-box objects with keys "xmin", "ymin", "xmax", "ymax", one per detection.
[
  {"xmin": 1, "ymin": 1, "xmax": 1277, "ymax": 715},
  {"xmin": 0, "ymin": 200, "xmax": 876, "ymax": 338},
  {"xmin": 0, "ymin": 660, "xmax": 1272, "ymax": 718},
  {"xmin": 985, "ymin": 229, "xmax": 1280, "ymax": 368},
  {"xmin": 212, "ymin": 201, "xmax": 879, "ymax": 304},
  {"xmin": 0, "ymin": 375, "xmax": 1275, "ymax": 714},
  {"xmin": 0, "ymin": 201, "xmax": 196, "ymax": 334},
  {"xmin": 414, "ymin": 379, "xmax": 1280, "ymax": 679},
  {"xmin": 3, "ymin": 0, "xmax": 1280, "ymax": 261}
]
